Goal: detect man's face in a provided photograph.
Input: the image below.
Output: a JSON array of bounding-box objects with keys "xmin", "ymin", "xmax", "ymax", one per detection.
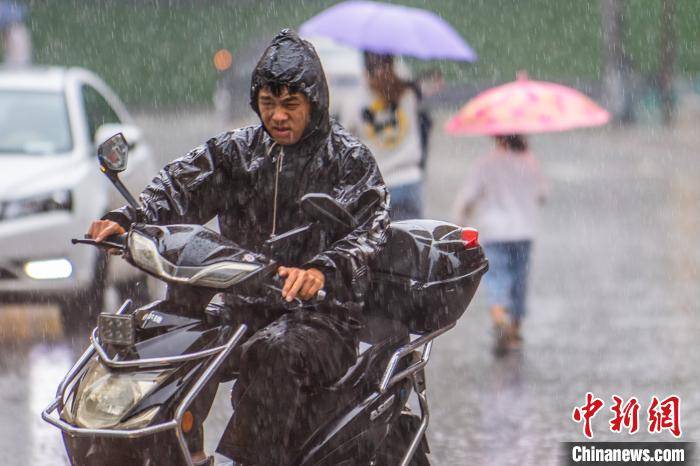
[{"xmin": 258, "ymin": 86, "xmax": 311, "ymax": 145}]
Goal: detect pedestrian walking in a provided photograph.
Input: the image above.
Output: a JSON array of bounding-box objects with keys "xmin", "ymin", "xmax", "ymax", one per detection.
[
  {"xmin": 300, "ymin": 1, "xmax": 477, "ymax": 220},
  {"xmin": 346, "ymin": 52, "xmax": 425, "ymax": 220},
  {"xmin": 415, "ymin": 69, "xmax": 443, "ymax": 170},
  {"xmin": 452, "ymin": 134, "xmax": 547, "ymax": 353}
]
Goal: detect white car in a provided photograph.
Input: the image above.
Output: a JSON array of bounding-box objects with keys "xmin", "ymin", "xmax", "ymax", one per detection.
[{"xmin": 0, "ymin": 66, "xmax": 156, "ymax": 328}]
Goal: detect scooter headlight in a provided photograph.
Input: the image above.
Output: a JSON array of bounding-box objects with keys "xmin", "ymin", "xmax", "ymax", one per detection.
[
  {"xmin": 128, "ymin": 230, "xmax": 262, "ymax": 287},
  {"xmin": 128, "ymin": 231, "xmax": 166, "ymax": 276},
  {"xmin": 118, "ymin": 405, "xmax": 161, "ymax": 430},
  {"xmin": 190, "ymin": 262, "xmax": 261, "ymax": 287},
  {"xmin": 73, "ymin": 360, "xmax": 169, "ymax": 429}
]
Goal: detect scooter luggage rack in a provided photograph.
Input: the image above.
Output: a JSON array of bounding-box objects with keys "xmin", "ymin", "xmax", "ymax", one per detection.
[
  {"xmin": 89, "ymin": 299, "xmax": 234, "ymax": 369},
  {"xmin": 378, "ymin": 322, "xmax": 455, "ymax": 394},
  {"xmin": 41, "ymin": 299, "xmax": 247, "ymax": 466},
  {"xmin": 90, "ymin": 326, "xmax": 235, "ymax": 368},
  {"xmin": 377, "ymin": 322, "xmax": 456, "ymax": 466}
]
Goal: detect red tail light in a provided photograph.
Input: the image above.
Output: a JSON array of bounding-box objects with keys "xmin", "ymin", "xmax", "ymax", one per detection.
[{"xmin": 461, "ymin": 228, "xmax": 479, "ymax": 248}]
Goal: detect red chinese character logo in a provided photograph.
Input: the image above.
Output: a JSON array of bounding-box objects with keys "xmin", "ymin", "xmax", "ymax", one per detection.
[
  {"xmin": 648, "ymin": 395, "xmax": 681, "ymax": 437},
  {"xmin": 572, "ymin": 392, "xmax": 604, "ymax": 438},
  {"xmin": 609, "ymin": 395, "xmax": 640, "ymax": 434}
]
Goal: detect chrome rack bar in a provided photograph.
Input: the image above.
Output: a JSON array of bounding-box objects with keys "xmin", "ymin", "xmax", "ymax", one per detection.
[
  {"xmin": 41, "ymin": 402, "xmax": 179, "ymax": 439},
  {"xmin": 53, "ymin": 299, "xmax": 132, "ymax": 402},
  {"xmin": 114, "ymin": 298, "xmax": 133, "ymax": 315},
  {"xmin": 41, "ymin": 324, "xmax": 247, "ymax": 459},
  {"xmin": 54, "ymin": 344, "xmax": 96, "ymax": 403},
  {"xmin": 378, "ymin": 323, "xmax": 455, "ymax": 394},
  {"xmin": 91, "ymin": 298, "xmax": 240, "ymax": 368},
  {"xmin": 400, "ymin": 376, "xmax": 430, "ymax": 466},
  {"xmin": 173, "ymin": 324, "xmax": 247, "ymax": 466},
  {"xmin": 386, "ymin": 341, "xmax": 432, "ymax": 391},
  {"xmin": 91, "ymin": 327, "xmax": 234, "ymax": 369}
]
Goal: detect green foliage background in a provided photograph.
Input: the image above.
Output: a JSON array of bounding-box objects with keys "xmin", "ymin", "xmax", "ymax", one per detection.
[{"xmin": 23, "ymin": 0, "xmax": 700, "ymax": 107}]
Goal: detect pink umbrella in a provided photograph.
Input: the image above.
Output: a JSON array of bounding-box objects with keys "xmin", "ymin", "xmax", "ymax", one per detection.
[{"xmin": 445, "ymin": 74, "xmax": 610, "ymax": 136}]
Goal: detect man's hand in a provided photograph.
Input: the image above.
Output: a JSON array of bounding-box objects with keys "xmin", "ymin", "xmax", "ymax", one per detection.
[
  {"xmin": 87, "ymin": 219, "xmax": 126, "ymax": 242},
  {"xmin": 278, "ymin": 266, "xmax": 325, "ymax": 302}
]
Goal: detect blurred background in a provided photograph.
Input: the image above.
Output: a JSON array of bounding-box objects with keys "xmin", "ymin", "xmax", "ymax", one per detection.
[
  {"xmin": 19, "ymin": 0, "xmax": 700, "ymax": 118},
  {"xmin": 1, "ymin": 0, "xmax": 699, "ymax": 464}
]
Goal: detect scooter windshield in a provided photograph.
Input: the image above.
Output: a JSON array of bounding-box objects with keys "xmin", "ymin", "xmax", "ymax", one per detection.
[{"xmin": 128, "ymin": 229, "xmax": 263, "ymax": 288}]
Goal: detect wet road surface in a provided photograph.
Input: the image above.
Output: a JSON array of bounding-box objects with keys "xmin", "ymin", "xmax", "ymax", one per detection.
[{"xmin": 1, "ymin": 110, "xmax": 698, "ymax": 465}]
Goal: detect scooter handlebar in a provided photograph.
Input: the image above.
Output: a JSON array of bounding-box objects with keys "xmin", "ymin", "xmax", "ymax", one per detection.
[
  {"xmin": 71, "ymin": 233, "xmax": 127, "ymax": 251},
  {"xmin": 270, "ymin": 273, "xmax": 327, "ymax": 303}
]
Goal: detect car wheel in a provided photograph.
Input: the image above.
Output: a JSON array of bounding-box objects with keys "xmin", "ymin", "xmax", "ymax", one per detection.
[{"xmin": 59, "ymin": 253, "xmax": 108, "ymax": 335}]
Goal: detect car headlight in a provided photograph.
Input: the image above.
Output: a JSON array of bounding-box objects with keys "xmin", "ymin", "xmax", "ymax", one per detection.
[
  {"xmin": 0, "ymin": 190, "xmax": 72, "ymax": 221},
  {"xmin": 73, "ymin": 360, "xmax": 169, "ymax": 429}
]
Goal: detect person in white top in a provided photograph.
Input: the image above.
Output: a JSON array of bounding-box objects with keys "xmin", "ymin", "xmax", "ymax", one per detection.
[
  {"xmin": 453, "ymin": 134, "xmax": 547, "ymax": 353},
  {"xmin": 346, "ymin": 52, "xmax": 424, "ymax": 219}
]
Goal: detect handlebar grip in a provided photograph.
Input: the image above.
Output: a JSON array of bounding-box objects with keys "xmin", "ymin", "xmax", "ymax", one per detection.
[
  {"xmin": 267, "ymin": 277, "xmax": 326, "ymax": 304},
  {"xmin": 71, "ymin": 234, "xmax": 127, "ymax": 250},
  {"xmin": 71, "ymin": 238, "xmax": 100, "ymax": 246}
]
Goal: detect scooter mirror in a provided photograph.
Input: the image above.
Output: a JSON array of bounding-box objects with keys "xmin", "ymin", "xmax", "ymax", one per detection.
[
  {"xmin": 96, "ymin": 132, "xmax": 140, "ymax": 210},
  {"xmin": 300, "ymin": 193, "xmax": 356, "ymax": 229},
  {"xmin": 97, "ymin": 132, "xmax": 129, "ymax": 173}
]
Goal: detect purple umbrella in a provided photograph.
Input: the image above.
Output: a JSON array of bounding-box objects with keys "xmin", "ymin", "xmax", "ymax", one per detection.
[
  {"xmin": 0, "ymin": 1, "xmax": 26, "ymax": 29},
  {"xmin": 300, "ymin": 0, "xmax": 477, "ymax": 61}
]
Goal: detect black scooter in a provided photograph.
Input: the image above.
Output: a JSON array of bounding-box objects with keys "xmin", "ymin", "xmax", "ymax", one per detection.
[{"xmin": 42, "ymin": 133, "xmax": 488, "ymax": 465}]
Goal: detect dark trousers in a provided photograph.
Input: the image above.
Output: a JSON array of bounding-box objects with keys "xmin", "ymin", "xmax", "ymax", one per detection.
[
  {"xmin": 216, "ymin": 309, "xmax": 358, "ymax": 465},
  {"xmin": 482, "ymin": 240, "xmax": 532, "ymax": 321}
]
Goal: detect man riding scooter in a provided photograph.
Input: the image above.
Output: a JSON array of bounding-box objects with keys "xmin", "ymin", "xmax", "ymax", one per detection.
[{"xmin": 87, "ymin": 29, "xmax": 390, "ymax": 465}]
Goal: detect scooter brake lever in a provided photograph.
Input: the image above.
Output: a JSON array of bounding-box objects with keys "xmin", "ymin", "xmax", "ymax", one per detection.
[{"xmin": 71, "ymin": 233, "xmax": 127, "ymax": 251}]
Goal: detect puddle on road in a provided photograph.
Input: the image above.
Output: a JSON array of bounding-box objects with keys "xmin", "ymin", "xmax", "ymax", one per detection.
[
  {"xmin": 29, "ymin": 344, "xmax": 73, "ymax": 465},
  {"xmin": 0, "ymin": 345, "xmax": 73, "ymax": 465},
  {"xmin": 0, "ymin": 305, "xmax": 72, "ymax": 464}
]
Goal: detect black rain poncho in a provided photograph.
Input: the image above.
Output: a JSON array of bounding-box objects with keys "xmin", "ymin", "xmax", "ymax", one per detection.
[{"xmin": 105, "ymin": 29, "xmax": 390, "ymax": 323}]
